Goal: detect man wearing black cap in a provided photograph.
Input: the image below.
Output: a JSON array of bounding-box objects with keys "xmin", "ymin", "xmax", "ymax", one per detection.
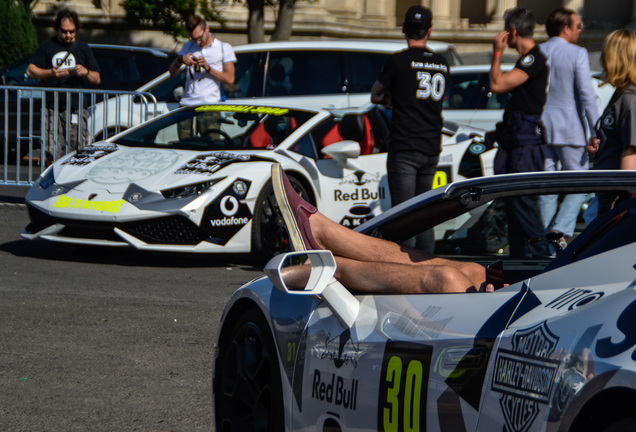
[{"xmin": 371, "ymin": 5, "xmax": 449, "ymax": 252}]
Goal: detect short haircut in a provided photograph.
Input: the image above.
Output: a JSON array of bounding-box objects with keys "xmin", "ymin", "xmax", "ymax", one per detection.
[
  {"xmin": 186, "ymin": 15, "xmax": 206, "ymax": 34},
  {"xmin": 504, "ymin": 6, "xmax": 536, "ymax": 38},
  {"xmin": 54, "ymin": 8, "xmax": 80, "ymax": 31},
  {"xmin": 546, "ymin": 8, "xmax": 575, "ymax": 38},
  {"xmin": 601, "ymin": 29, "xmax": 636, "ymax": 91}
]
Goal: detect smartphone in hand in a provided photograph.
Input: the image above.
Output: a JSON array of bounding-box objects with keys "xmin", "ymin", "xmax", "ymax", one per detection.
[{"xmin": 486, "ymin": 260, "xmax": 504, "ymax": 290}]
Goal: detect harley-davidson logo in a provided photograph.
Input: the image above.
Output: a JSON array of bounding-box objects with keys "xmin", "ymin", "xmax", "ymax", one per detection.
[{"xmin": 492, "ymin": 321, "xmax": 560, "ymax": 432}]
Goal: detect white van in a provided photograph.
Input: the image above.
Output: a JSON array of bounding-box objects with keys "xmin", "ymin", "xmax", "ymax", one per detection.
[{"xmin": 88, "ymin": 40, "xmax": 462, "ymax": 139}]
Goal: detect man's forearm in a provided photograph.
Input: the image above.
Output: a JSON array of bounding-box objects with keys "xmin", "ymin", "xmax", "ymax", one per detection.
[
  {"xmin": 26, "ymin": 64, "xmax": 51, "ymax": 80},
  {"xmin": 86, "ymin": 70, "xmax": 100, "ymax": 85},
  {"xmin": 169, "ymin": 56, "xmax": 183, "ymax": 76},
  {"xmin": 489, "ymin": 53, "xmax": 504, "ymax": 92}
]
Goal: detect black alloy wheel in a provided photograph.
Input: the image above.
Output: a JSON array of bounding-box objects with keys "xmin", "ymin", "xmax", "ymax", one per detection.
[
  {"xmin": 251, "ymin": 175, "xmax": 310, "ymax": 262},
  {"xmin": 214, "ymin": 308, "xmax": 284, "ymax": 432}
]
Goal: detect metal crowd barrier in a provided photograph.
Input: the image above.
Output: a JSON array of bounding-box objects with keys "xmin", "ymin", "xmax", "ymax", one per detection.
[{"xmin": 1, "ymin": 86, "xmax": 158, "ymax": 186}]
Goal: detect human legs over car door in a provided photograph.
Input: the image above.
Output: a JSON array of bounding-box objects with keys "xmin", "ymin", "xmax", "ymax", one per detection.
[{"xmin": 271, "ymin": 164, "xmax": 493, "ymax": 293}]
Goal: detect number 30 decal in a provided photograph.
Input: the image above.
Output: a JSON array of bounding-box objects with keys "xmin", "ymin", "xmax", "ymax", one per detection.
[{"xmin": 378, "ymin": 342, "xmax": 433, "ymax": 431}]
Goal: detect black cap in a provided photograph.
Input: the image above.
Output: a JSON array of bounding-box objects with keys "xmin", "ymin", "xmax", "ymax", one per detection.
[{"xmin": 404, "ymin": 6, "xmax": 432, "ymax": 32}]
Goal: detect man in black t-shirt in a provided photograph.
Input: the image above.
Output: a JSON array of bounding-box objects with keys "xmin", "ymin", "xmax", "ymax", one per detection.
[
  {"xmin": 371, "ymin": 5, "xmax": 449, "ymax": 253},
  {"xmin": 27, "ymin": 8, "xmax": 100, "ymax": 163},
  {"xmin": 489, "ymin": 6, "xmax": 550, "ymax": 258}
]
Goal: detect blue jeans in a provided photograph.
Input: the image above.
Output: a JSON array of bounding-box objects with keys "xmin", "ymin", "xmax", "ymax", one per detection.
[
  {"xmin": 387, "ymin": 151, "xmax": 438, "ymax": 253},
  {"xmin": 538, "ymin": 145, "xmax": 588, "ymax": 236}
]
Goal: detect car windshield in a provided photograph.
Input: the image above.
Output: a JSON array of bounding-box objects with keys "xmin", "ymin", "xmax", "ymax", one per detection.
[{"xmin": 112, "ymin": 104, "xmax": 317, "ymax": 151}]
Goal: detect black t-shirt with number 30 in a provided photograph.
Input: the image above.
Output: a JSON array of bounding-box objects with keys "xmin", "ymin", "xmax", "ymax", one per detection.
[{"xmin": 378, "ymin": 47, "xmax": 449, "ymax": 156}]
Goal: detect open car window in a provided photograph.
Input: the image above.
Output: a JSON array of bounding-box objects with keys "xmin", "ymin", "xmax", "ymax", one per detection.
[
  {"xmin": 112, "ymin": 105, "xmax": 316, "ymax": 151},
  {"xmin": 369, "ymin": 184, "xmax": 636, "ymax": 287}
]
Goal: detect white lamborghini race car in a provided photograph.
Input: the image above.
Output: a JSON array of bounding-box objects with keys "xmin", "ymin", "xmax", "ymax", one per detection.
[
  {"xmin": 214, "ymin": 170, "xmax": 636, "ymax": 431},
  {"xmin": 23, "ymin": 101, "xmax": 492, "ymax": 259}
]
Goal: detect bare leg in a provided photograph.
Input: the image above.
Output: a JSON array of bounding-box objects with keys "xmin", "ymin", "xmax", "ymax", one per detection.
[
  {"xmin": 270, "ymin": 164, "xmax": 489, "ymax": 292},
  {"xmin": 333, "ymin": 257, "xmax": 485, "ymax": 293},
  {"xmin": 308, "ymin": 211, "xmax": 487, "ymax": 288}
]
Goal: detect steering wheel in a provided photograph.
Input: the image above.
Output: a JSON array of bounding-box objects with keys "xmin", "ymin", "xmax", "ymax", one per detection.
[{"xmin": 202, "ymin": 128, "xmax": 232, "ymax": 147}]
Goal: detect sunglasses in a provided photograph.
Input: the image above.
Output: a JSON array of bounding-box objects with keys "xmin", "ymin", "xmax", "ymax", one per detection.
[{"xmin": 190, "ymin": 27, "xmax": 209, "ymax": 43}]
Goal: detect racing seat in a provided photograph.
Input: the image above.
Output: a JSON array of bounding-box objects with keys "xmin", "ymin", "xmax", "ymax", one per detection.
[
  {"xmin": 249, "ymin": 115, "xmax": 297, "ymax": 149},
  {"xmin": 321, "ymin": 114, "xmax": 375, "ymax": 155}
]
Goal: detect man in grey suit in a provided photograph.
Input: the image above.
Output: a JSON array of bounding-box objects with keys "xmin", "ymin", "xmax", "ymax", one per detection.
[{"xmin": 538, "ymin": 8, "xmax": 599, "ymax": 247}]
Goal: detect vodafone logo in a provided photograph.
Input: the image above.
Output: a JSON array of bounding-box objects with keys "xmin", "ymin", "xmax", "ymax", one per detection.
[
  {"xmin": 210, "ymin": 195, "xmax": 249, "ymax": 228},
  {"xmin": 210, "ymin": 216, "xmax": 249, "ymax": 227},
  {"xmin": 220, "ymin": 195, "xmax": 239, "ymax": 216}
]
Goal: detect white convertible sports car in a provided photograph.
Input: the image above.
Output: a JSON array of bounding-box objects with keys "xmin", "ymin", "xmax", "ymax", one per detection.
[
  {"xmin": 213, "ymin": 170, "xmax": 636, "ymax": 431},
  {"xmin": 23, "ymin": 101, "xmax": 492, "ymax": 259}
]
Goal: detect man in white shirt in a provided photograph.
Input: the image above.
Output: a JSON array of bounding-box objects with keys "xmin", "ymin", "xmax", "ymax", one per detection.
[
  {"xmin": 169, "ymin": 15, "xmax": 236, "ymax": 138},
  {"xmin": 538, "ymin": 8, "xmax": 599, "ymax": 247}
]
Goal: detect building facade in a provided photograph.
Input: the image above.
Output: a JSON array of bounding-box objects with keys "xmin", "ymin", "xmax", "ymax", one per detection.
[{"xmin": 32, "ymin": 0, "xmax": 636, "ymax": 53}]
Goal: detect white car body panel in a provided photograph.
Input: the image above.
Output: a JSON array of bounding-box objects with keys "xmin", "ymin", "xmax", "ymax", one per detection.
[
  {"xmin": 214, "ymin": 171, "xmax": 636, "ymax": 431},
  {"xmin": 26, "ymin": 102, "xmax": 491, "ymax": 255}
]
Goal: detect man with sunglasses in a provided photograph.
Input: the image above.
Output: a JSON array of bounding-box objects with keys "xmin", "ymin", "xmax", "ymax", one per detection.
[
  {"xmin": 537, "ymin": 8, "xmax": 599, "ymax": 250},
  {"xmin": 169, "ymin": 15, "xmax": 236, "ymax": 139},
  {"xmin": 27, "ymin": 8, "xmax": 101, "ymax": 164}
]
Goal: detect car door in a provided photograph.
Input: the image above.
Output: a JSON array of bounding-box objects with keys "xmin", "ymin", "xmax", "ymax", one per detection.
[{"xmin": 291, "ymin": 276, "xmax": 527, "ymax": 431}]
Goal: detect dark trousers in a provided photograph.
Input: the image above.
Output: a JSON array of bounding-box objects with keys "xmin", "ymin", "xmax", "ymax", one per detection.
[
  {"xmin": 387, "ymin": 150, "xmax": 439, "ymax": 253},
  {"xmin": 506, "ymin": 195, "xmax": 551, "ymax": 258},
  {"xmin": 387, "ymin": 150, "xmax": 438, "ymax": 206},
  {"xmin": 490, "ymin": 112, "xmax": 550, "ymax": 258}
]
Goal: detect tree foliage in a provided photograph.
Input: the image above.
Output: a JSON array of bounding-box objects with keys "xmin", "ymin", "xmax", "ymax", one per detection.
[
  {"xmin": 0, "ymin": 0, "xmax": 38, "ymax": 69},
  {"xmin": 122, "ymin": 0, "xmax": 299, "ymax": 44},
  {"xmin": 122, "ymin": 0, "xmax": 226, "ymax": 41}
]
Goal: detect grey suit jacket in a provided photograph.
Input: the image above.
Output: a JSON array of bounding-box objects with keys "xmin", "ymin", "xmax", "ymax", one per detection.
[{"xmin": 540, "ymin": 37, "xmax": 599, "ymax": 146}]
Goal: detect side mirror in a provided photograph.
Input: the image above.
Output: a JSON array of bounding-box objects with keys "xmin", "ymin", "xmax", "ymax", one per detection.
[
  {"xmin": 321, "ymin": 141, "xmax": 361, "ymax": 170},
  {"xmin": 264, "ymin": 250, "xmax": 360, "ymax": 328}
]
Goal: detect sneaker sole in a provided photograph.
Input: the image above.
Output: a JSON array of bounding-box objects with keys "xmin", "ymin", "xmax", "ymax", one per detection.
[{"xmin": 271, "ymin": 164, "xmax": 306, "ymax": 251}]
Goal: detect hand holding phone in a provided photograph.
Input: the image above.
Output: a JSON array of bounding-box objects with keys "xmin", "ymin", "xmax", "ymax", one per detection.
[{"xmin": 486, "ymin": 260, "xmax": 504, "ymax": 290}]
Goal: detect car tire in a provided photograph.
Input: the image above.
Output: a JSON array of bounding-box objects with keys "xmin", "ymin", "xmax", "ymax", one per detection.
[
  {"xmin": 251, "ymin": 175, "xmax": 309, "ymax": 262},
  {"xmin": 214, "ymin": 307, "xmax": 284, "ymax": 432}
]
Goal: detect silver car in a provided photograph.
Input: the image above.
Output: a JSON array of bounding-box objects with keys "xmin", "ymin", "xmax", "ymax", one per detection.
[{"xmin": 214, "ymin": 170, "xmax": 636, "ymax": 431}]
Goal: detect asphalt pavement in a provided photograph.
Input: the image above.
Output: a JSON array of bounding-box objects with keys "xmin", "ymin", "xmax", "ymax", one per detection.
[{"xmin": 0, "ymin": 188, "xmax": 263, "ymax": 431}]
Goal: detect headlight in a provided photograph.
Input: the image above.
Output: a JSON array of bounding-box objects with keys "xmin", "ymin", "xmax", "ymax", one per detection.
[
  {"xmin": 161, "ymin": 180, "xmax": 215, "ymax": 199},
  {"xmin": 38, "ymin": 168, "xmax": 56, "ymax": 190}
]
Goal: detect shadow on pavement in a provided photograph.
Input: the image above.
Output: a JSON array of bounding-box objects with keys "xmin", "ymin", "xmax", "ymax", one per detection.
[{"xmin": 0, "ymin": 238, "xmax": 264, "ymax": 271}]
